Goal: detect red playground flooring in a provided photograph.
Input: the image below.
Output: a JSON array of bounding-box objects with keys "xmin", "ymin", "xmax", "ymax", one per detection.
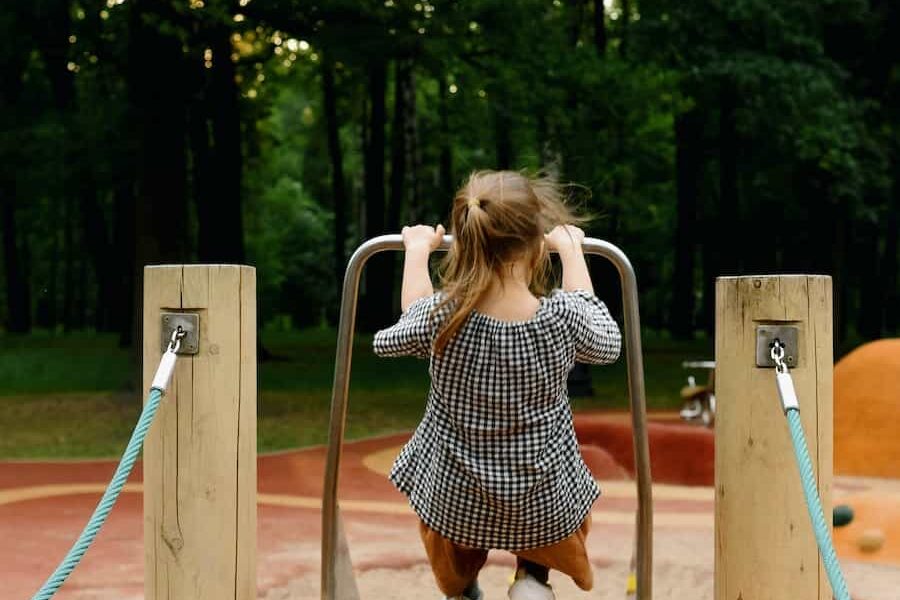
[{"xmin": 2, "ymin": 411, "xmax": 897, "ymax": 599}]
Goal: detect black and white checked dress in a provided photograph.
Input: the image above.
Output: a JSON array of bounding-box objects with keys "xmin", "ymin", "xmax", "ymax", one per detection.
[{"xmin": 373, "ymin": 289, "xmax": 622, "ymax": 550}]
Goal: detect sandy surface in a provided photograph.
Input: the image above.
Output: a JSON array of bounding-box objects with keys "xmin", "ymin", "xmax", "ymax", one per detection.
[
  {"xmin": 262, "ymin": 557, "xmax": 900, "ymax": 600},
  {"xmin": 261, "ymin": 525, "xmax": 900, "ymax": 600}
]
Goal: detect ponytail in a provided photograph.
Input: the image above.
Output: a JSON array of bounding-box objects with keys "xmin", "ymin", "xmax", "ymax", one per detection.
[{"xmin": 433, "ymin": 170, "xmax": 585, "ymax": 354}]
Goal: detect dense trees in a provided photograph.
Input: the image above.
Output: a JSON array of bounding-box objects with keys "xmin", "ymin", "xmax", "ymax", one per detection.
[{"xmin": 1, "ymin": 0, "xmax": 898, "ymax": 352}]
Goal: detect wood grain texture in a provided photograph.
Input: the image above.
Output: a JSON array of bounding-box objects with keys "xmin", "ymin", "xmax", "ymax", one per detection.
[
  {"xmin": 715, "ymin": 275, "xmax": 832, "ymax": 600},
  {"xmin": 143, "ymin": 265, "xmax": 257, "ymax": 600}
]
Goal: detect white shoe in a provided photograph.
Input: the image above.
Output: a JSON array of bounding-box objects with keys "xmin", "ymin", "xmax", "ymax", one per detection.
[{"xmin": 508, "ymin": 569, "xmax": 555, "ymax": 600}]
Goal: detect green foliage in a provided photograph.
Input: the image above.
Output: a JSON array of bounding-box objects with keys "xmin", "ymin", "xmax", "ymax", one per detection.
[
  {"xmin": 2, "ymin": 0, "xmax": 899, "ymax": 341},
  {"xmin": 247, "ymin": 176, "xmax": 334, "ymax": 327}
]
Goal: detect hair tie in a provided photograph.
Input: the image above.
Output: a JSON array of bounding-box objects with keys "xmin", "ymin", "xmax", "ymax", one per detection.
[{"xmin": 467, "ymin": 196, "xmax": 481, "ymax": 210}]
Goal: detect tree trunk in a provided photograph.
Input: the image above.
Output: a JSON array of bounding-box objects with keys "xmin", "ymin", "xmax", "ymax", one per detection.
[
  {"xmin": 832, "ymin": 199, "xmax": 850, "ymax": 348},
  {"xmin": 388, "ymin": 59, "xmax": 415, "ymax": 232},
  {"xmin": 702, "ymin": 84, "xmax": 740, "ymax": 335},
  {"xmin": 127, "ymin": 0, "xmax": 190, "ymax": 356},
  {"xmin": 79, "ymin": 182, "xmax": 114, "ymax": 331},
  {"xmin": 63, "ymin": 195, "xmax": 75, "ymax": 332},
  {"xmin": 857, "ymin": 214, "xmax": 883, "ymax": 339},
  {"xmin": 1, "ymin": 193, "xmax": 30, "ymax": 333},
  {"xmin": 361, "ymin": 58, "xmax": 390, "ymax": 331},
  {"xmin": 113, "ymin": 180, "xmax": 136, "ymax": 347},
  {"xmin": 568, "ymin": 0, "xmax": 585, "ymax": 46},
  {"xmin": 384, "ymin": 60, "xmax": 410, "ymax": 325},
  {"xmin": 700, "ymin": 227, "xmax": 717, "ymax": 335},
  {"xmin": 46, "ymin": 200, "xmax": 60, "ymax": 329},
  {"xmin": 322, "ymin": 56, "xmax": 348, "ymax": 308},
  {"xmin": 73, "ymin": 243, "xmax": 87, "ymax": 329},
  {"xmin": 593, "ymin": 0, "xmax": 607, "ymax": 54},
  {"xmin": 387, "ymin": 59, "xmax": 412, "ymax": 237},
  {"xmin": 33, "ymin": 0, "xmax": 77, "ymax": 333},
  {"xmin": 0, "ymin": 9, "xmax": 30, "ymax": 334},
  {"xmin": 438, "ymin": 76, "xmax": 454, "ymax": 217},
  {"xmin": 494, "ymin": 98, "xmax": 515, "ymax": 170},
  {"xmin": 671, "ymin": 110, "xmax": 701, "ymax": 339},
  {"xmin": 619, "ymin": 0, "xmax": 630, "ymax": 56},
  {"xmin": 34, "ymin": 0, "xmax": 75, "ymax": 113},
  {"xmin": 406, "ymin": 68, "xmax": 423, "ymax": 223},
  {"xmin": 201, "ymin": 24, "xmax": 245, "ymax": 263},
  {"xmin": 189, "ymin": 65, "xmax": 213, "ymax": 262},
  {"xmin": 884, "ymin": 171, "xmax": 899, "ymax": 333},
  {"xmin": 717, "ymin": 83, "xmax": 739, "ymax": 275}
]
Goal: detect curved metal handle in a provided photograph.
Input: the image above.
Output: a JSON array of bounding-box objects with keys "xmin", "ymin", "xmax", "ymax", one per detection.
[{"xmin": 321, "ymin": 234, "xmax": 652, "ymax": 599}]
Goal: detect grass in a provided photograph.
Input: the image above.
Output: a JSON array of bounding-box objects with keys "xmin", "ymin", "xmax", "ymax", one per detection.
[{"xmin": 0, "ymin": 329, "xmax": 713, "ymax": 459}]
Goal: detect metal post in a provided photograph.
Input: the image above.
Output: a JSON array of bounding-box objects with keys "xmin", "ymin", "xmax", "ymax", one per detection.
[{"xmin": 321, "ymin": 235, "xmax": 652, "ymax": 599}]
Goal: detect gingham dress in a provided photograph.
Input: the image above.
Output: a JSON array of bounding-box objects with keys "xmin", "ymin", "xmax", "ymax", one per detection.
[{"xmin": 373, "ymin": 289, "xmax": 621, "ymax": 550}]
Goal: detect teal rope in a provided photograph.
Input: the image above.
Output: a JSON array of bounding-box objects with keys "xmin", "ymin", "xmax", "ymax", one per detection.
[
  {"xmin": 785, "ymin": 408, "xmax": 850, "ymax": 600},
  {"xmin": 31, "ymin": 388, "xmax": 164, "ymax": 600}
]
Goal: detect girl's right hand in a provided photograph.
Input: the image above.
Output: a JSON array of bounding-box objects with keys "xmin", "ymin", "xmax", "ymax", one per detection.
[
  {"xmin": 402, "ymin": 224, "xmax": 446, "ymax": 253},
  {"xmin": 545, "ymin": 225, "xmax": 585, "ymax": 253}
]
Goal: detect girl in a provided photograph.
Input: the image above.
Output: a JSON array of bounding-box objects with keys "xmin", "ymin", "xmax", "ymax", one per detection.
[{"xmin": 373, "ymin": 170, "xmax": 621, "ymax": 600}]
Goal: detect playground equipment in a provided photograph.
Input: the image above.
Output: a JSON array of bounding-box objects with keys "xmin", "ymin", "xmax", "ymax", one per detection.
[
  {"xmin": 834, "ymin": 338, "xmax": 900, "ymax": 479},
  {"xmin": 320, "ymin": 234, "xmax": 653, "ymax": 600},
  {"xmin": 716, "ymin": 276, "xmax": 847, "ymax": 600},
  {"xmin": 678, "ymin": 360, "xmax": 716, "ymax": 426},
  {"xmin": 24, "ymin": 255, "xmax": 853, "ymax": 600},
  {"xmin": 141, "ymin": 265, "xmax": 257, "ymax": 600}
]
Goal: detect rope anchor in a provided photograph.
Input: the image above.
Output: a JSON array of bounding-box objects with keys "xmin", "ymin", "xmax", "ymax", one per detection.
[
  {"xmin": 151, "ymin": 327, "xmax": 185, "ymax": 394},
  {"xmin": 771, "ymin": 340, "xmax": 851, "ymax": 600}
]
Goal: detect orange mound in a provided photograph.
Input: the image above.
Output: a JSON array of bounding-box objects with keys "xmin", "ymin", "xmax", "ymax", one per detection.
[{"xmin": 834, "ymin": 339, "xmax": 900, "ymax": 479}]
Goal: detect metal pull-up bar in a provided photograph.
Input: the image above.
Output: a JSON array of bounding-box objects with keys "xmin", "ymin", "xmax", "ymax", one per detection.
[{"xmin": 321, "ymin": 235, "xmax": 652, "ymax": 600}]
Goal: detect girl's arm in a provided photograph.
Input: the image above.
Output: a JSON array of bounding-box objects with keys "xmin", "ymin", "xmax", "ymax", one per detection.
[
  {"xmin": 546, "ymin": 225, "xmax": 594, "ymax": 294},
  {"xmin": 400, "ymin": 224, "xmax": 445, "ymax": 311}
]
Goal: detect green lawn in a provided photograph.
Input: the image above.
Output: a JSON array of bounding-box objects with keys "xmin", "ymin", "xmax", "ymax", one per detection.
[{"xmin": 0, "ymin": 330, "xmax": 712, "ymax": 459}]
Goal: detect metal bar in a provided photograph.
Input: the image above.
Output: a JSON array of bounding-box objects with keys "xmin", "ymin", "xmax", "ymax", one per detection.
[{"xmin": 321, "ymin": 234, "xmax": 652, "ymax": 599}]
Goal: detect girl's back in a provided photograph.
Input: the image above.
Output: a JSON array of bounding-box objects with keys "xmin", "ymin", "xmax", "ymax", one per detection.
[
  {"xmin": 373, "ymin": 170, "xmax": 621, "ymax": 599},
  {"xmin": 375, "ymin": 286, "xmax": 620, "ymax": 550}
]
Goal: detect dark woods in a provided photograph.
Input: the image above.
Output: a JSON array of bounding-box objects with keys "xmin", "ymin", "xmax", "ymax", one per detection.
[{"xmin": 1, "ymin": 0, "xmax": 898, "ymax": 353}]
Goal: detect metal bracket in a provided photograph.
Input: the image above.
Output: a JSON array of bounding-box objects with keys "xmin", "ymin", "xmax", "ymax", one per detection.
[
  {"xmin": 161, "ymin": 312, "xmax": 200, "ymax": 355},
  {"xmin": 756, "ymin": 325, "xmax": 799, "ymax": 368}
]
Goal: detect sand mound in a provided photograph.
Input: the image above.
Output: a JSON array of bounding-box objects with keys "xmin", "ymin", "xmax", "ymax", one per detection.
[{"xmin": 835, "ymin": 339, "xmax": 900, "ymax": 478}]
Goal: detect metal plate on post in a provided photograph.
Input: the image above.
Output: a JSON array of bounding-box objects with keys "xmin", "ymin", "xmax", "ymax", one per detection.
[
  {"xmin": 161, "ymin": 312, "xmax": 200, "ymax": 355},
  {"xmin": 755, "ymin": 325, "xmax": 799, "ymax": 368}
]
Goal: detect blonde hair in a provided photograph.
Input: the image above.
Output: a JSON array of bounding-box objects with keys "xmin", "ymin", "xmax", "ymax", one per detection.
[{"xmin": 433, "ymin": 170, "xmax": 583, "ymax": 354}]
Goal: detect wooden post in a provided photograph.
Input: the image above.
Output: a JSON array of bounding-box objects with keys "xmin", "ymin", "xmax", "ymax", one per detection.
[
  {"xmin": 715, "ymin": 275, "xmax": 832, "ymax": 600},
  {"xmin": 143, "ymin": 265, "xmax": 257, "ymax": 599}
]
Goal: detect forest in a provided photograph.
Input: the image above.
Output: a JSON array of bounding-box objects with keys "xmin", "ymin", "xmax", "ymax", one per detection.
[{"xmin": 2, "ymin": 0, "xmax": 898, "ymax": 352}]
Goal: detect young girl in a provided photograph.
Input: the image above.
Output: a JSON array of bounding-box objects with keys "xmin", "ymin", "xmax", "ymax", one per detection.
[{"xmin": 373, "ymin": 170, "xmax": 621, "ymax": 600}]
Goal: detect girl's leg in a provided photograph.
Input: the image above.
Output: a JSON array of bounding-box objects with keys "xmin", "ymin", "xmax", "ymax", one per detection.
[
  {"xmin": 512, "ymin": 514, "xmax": 593, "ymax": 591},
  {"xmin": 419, "ymin": 521, "xmax": 488, "ymax": 597}
]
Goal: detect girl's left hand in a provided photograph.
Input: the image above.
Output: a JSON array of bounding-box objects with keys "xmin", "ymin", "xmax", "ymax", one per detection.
[{"xmin": 402, "ymin": 224, "xmax": 445, "ymax": 253}]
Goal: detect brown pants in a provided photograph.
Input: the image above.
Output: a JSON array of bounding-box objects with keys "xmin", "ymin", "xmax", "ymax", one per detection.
[{"xmin": 418, "ymin": 515, "xmax": 594, "ymax": 597}]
